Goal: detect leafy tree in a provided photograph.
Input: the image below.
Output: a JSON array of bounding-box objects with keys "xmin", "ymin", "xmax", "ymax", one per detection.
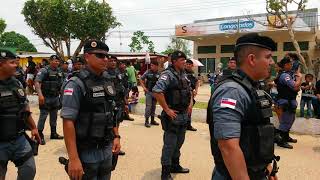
[
  {"xmin": 265, "ymin": 0, "xmax": 310, "ymax": 72},
  {"xmin": 129, "ymin": 31, "xmax": 155, "ymax": 52},
  {"xmin": 162, "ymin": 37, "xmax": 191, "ymax": 57},
  {"xmin": 22, "ymin": 0, "xmax": 120, "ymax": 59},
  {"xmin": 0, "ymin": 19, "xmax": 6, "ymax": 35},
  {"xmin": 0, "ymin": 31, "xmax": 37, "ymax": 52}
]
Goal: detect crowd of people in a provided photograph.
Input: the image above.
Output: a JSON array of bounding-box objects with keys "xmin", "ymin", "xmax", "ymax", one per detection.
[{"xmin": 0, "ymin": 33, "xmax": 318, "ymax": 180}]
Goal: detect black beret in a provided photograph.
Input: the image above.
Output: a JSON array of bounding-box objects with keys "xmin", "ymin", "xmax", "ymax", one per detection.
[
  {"xmin": 61, "ymin": 61, "xmax": 68, "ymax": 65},
  {"xmin": 229, "ymin": 57, "xmax": 236, "ymax": 62},
  {"xmin": 171, "ymin": 50, "xmax": 187, "ymax": 61},
  {"xmin": 186, "ymin": 59, "xmax": 193, "ymax": 64},
  {"xmin": 279, "ymin": 57, "xmax": 292, "ymax": 68},
  {"xmin": 235, "ymin": 33, "xmax": 276, "ymax": 51},
  {"xmin": 84, "ymin": 40, "xmax": 109, "ymax": 53},
  {"xmin": 50, "ymin": 55, "xmax": 60, "ymax": 60},
  {"xmin": 0, "ymin": 49, "xmax": 17, "ymax": 60}
]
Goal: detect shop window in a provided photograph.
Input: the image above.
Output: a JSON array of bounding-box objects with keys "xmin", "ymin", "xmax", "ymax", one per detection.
[
  {"xmin": 283, "ymin": 41, "xmax": 309, "ymax": 51},
  {"xmin": 198, "ymin": 58, "xmax": 215, "ymax": 73},
  {"xmin": 221, "ymin": 45, "xmax": 235, "ymax": 53},
  {"xmin": 198, "ymin": 46, "xmax": 216, "ymax": 54}
]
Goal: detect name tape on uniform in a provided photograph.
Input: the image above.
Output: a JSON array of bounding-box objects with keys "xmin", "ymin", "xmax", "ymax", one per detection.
[
  {"xmin": 64, "ymin": 88, "xmax": 74, "ymax": 96},
  {"xmin": 220, "ymin": 98, "xmax": 237, "ymax": 109}
]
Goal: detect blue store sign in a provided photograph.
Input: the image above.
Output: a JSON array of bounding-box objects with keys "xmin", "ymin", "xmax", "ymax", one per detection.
[{"xmin": 219, "ymin": 20, "xmax": 255, "ymax": 31}]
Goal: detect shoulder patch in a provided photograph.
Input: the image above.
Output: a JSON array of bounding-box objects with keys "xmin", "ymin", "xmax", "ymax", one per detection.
[
  {"xmin": 285, "ymin": 76, "xmax": 291, "ymax": 81},
  {"xmin": 160, "ymin": 75, "xmax": 168, "ymax": 81},
  {"xmin": 64, "ymin": 88, "xmax": 74, "ymax": 96},
  {"xmin": 220, "ymin": 98, "xmax": 237, "ymax": 109}
]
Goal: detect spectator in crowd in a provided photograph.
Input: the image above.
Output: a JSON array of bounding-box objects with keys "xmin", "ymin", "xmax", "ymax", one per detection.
[
  {"xmin": 128, "ymin": 86, "xmax": 139, "ymax": 113},
  {"xmin": 312, "ymin": 80, "xmax": 320, "ymax": 119},
  {"xmin": 126, "ymin": 61, "xmax": 138, "ymax": 91},
  {"xmin": 300, "ymin": 74, "xmax": 315, "ymax": 118}
]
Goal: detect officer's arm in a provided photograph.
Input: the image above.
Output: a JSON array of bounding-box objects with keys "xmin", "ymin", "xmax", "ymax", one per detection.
[
  {"xmin": 24, "ymin": 104, "xmax": 37, "ymax": 131},
  {"xmin": 195, "ymin": 79, "xmax": 200, "ymax": 94},
  {"xmin": 63, "ymin": 120, "xmax": 80, "ymax": 161},
  {"xmin": 34, "ymin": 81, "xmax": 43, "ymax": 96},
  {"xmin": 153, "ymin": 93, "xmax": 170, "ymax": 112},
  {"xmin": 139, "ymin": 77, "xmax": 147, "ymax": 91},
  {"xmin": 218, "ymin": 139, "xmax": 250, "ymax": 180},
  {"xmin": 35, "ymin": 69, "xmax": 45, "ymax": 97},
  {"xmin": 293, "ymin": 73, "xmax": 302, "ymax": 91}
]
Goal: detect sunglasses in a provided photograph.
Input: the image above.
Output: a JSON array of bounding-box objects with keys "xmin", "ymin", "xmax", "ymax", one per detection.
[{"xmin": 89, "ymin": 53, "xmax": 108, "ymax": 59}]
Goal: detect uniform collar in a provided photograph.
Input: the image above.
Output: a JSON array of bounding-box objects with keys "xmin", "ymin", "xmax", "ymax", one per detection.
[{"xmin": 236, "ymin": 69, "xmax": 259, "ymax": 87}]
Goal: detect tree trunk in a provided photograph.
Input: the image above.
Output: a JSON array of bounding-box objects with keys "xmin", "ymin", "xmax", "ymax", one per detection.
[
  {"xmin": 72, "ymin": 39, "xmax": 86, "ymax": 60},
  {"xmin": 65, "ymin": 39, "xmax": 71, "ymax": 58},
  {"xmin": 287, "ymin": 24, "xmax": 313, "ymax": 73}
]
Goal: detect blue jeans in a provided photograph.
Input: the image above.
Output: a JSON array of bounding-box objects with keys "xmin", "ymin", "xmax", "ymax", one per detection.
[
  {"xmin": 300, "ymin": 98, "xmax": 312, "ymax": 118},
  {"xmin": 0, "ymin": 135, "xmax": 36, "ymax": 180}
]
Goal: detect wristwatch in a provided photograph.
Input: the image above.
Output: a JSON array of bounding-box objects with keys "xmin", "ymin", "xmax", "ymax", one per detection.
[{"xmin": 114, "ymin": 135, "xmax": 121, "ymax": 139}]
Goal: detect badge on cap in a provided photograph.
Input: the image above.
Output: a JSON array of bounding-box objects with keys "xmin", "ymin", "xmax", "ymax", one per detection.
[
  {"xmin": 91, "ymin": 41, "xmax": 97, "ymax": 48},
  {"xmin": 18, "ymin": 89, "xmax": 25, "ymax": 97},
  {"xmin": 1, "ymin": 52, "xmax": 6, "ymax": 57},
  {"xmin": 178, "ymin": 53, "xmax": 181, "ymax": 56}
]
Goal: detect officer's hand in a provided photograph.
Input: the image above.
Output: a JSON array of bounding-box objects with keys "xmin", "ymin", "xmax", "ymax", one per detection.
[
  {"xmin": 38, "ymin": 95, "xmax": 45, "ymax": 106},
  {"xmin": 68, "ymin": 158, "xmax": 84, "ymax": 180},
  {"xmin": 193, "ymin": 90, "xmax": 198, "ymax": 97},
  {"xmin": 143, "ymin": 87, "xmax": 149, "ymax": 93},
  {"xmin": 31, "ymin": 128, "xmax": 41, "ymax": 144},
  {"xmin": 268, "ymin": 175, "xmax": 278, "ymax": 180},
  {"xmin": 124, "ymin": 105, "xmax": 129, "ymax": 113},
  {"xmin": 112, "ymin": 138, "xmax": 121, "ymax": 154},
  {"xmin": 164, "ymin": 108, "xmax": 178, "ymax": 120}
]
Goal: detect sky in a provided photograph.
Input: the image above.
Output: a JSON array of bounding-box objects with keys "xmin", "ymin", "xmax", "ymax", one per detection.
[{"xmin": 0, "ymin": 0, "xmax": 319, "ymax": 55}]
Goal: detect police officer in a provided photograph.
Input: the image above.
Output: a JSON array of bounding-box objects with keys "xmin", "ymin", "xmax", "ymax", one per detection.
[
  {"xmin": 207, "ymin": 33, "xmax": 279, "ymax": 180},
  {"xmin": 35, "ymin": 55, "xmax": 64, "ymax": 145},
  {"xmin": 215, "ymin": 57, "xmax": 237, "ymax": 84},
  {"xmin": 15, "ymin": 56, "xmax": 27, "ymax": 89},
  {"xmin": 106, "ymin": 55, "xmax": 128, "ymax": 156},
  {"xmin": 117, "ymin": 60, "xmax": 134, "ymax": 121},
  {"xmin": 60, "ymin": 61, "xmax": 69, "ymax": 82},
  {"xmin": 61, "ymin": 40, "xmax": 121, "ymax": 180},
  {"xmin": 140, "ymin": 61, "xmax": 160, "ymax": 128},
  {"xmin": 66, "ymin": 56, "xmax": 84, "ymax": 80},
  {"xmin": 274, "ymin": 57, "xmax": 302, "ymax": 149},
  {"xmin": 185, "ymin": 59, "xmax": 199, "ymax": 131},
  {"xmin": 0, "ymin": 49, "xmax": 41, "ymax": 180},
  {"xmin": 153, "ymin": 50, "xmax": 192, "ymax": 180}
]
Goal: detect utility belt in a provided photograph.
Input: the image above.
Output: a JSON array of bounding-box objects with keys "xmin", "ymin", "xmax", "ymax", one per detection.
[{"xmin": 159, "ymin": 111, "xmax": 188, "ymax": 132}]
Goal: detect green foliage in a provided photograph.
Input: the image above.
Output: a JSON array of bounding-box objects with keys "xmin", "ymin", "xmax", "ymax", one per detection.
[
  {"xmin": 22, "ymin": 0, "xmax": 120, "ymax": 57},
  {"xmin": 129, "ymin": 31, "xmax": 155, "ymax": 52},
  {"xmin": 0, "ymin": 19, "xmax": 6, "ymax": 35},
  {"xmin": 162, "ymin": 37, "xmax": 191, "ymax": 57}
]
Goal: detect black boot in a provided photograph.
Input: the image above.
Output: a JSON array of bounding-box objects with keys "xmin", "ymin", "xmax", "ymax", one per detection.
[
  {"xmin": 145, "ymin": 118, "xmax": 151, "ymax": 128},
  {"xmin": 287, "ymin": 131, "xmax": 297, "ymax": 143},
  {"xmin": 38, "ymin": 130, "xmax": 46, "ymax": 145},
  {"xmin": 187, "ymin": 124, "xmax": 197, "ymax": 131},
  {"xmin": 274, "ymin": 128, "xmax": 281, "ymax": 144},
  {"xmin": 150, "ymin": 116, "xmax": 159, "ymax": 126},
  {"xmin": 124, "ymin": 113, "xmax": 134, "ymax": 121},
  {"xmin": 50, "ymin": 126, "xmax": 64, "ymax": 139},
  {"xmin": 161, "ymin": 165, "xmax": 173, "ymax": 180},
  {"xmin": 171, "ymin": 159, "xmax": 190, "ymax": 173},
  {"xmin": 277, "ymin": 131, "xmax": 293, "ymax": 149},
  {"xmin": 118, "ymin": 150, "xmax": 125, "ymax": 156}
]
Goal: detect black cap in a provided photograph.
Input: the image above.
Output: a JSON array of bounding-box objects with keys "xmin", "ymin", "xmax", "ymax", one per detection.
[
  {"xmin": 279, "ymin": 57, "xmax": 292, "ymax": 68},
  {"xmin": 171, "ymin": 50, "xmax": 187, "ymax": 61},
  {"xmin": 229, "ymin": 57, "xmax": 236, "ymax": 62},
  {"xmin": 84, "ymin": 40, "xmax": 109, "ymax": 53},
  {"xmin": 73, "ymin": 56, "xmax": 84, "ymax": 64},
  {"xmin": 0, "ymin": 49, "xmax": 17, "ymax": 60},
  {"xmin": 235, "ymin": 33, "xmax": 276, "ymax": 51},
  {"xmin": 108, "ymin": 55, "xmax": 118, "ymax": 60},
  {"xmin": 50, "ymin": 55, "xmax": 60, "ymax": 60},
  {"xmin": 186, "ymin": 59, "xmax": 193, "ymax": 64},
  {"xmin": 61, "ymin": 61, "xmax": 68, "ymax": 65}
]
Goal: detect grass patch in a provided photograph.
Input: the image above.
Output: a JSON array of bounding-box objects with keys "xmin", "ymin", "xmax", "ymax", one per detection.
[{"xmin": 138, "ymin": 97, "xmax": 208, "ymax": 109}]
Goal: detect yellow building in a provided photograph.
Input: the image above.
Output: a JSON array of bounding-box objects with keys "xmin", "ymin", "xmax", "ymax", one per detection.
[{"xmin": 176, "ymin": 8, "xmax": 320, "ymax": 76}]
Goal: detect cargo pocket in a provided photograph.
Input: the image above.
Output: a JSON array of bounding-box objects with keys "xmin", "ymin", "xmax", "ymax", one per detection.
[
  {"xmin": 90, "ymin": 113, "xmax": 107, "ymax": 138},
  {"xmin": 76, "ymin": 113, "xmax": 90, "ymax": 139},
  {"xmin": 258, "ymin": 124, "xmax": 274, "ymax": 162}
]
